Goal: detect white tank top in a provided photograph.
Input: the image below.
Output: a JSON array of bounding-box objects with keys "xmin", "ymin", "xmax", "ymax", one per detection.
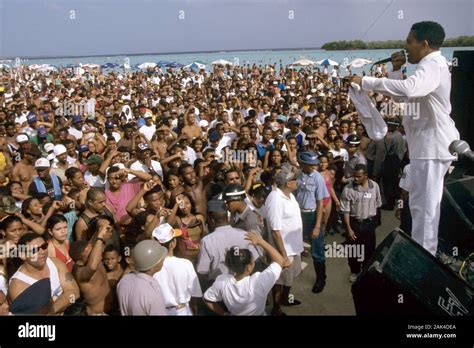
[{"xmin": 10, "ymin": 258, "xmax": 63, "ymax": 300}]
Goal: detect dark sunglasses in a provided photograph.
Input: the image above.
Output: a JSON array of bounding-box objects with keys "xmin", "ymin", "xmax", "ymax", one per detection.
[{"xmin": 31, "ymin": 242, "xmax": 48, "ymax": 254}]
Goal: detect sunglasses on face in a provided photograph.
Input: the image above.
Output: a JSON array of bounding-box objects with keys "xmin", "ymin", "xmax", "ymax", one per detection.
[{"xmin": 30, "ymin": 242, "xmax": 48, "ymax": 255}]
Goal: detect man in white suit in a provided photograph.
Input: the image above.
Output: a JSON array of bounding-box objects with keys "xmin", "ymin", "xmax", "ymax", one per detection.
[{"xmin": 351, "ymin": 21, "xmax": 460, "ymax": 256}]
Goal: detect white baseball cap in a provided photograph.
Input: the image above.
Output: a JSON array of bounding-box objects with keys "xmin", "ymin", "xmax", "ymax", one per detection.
[
  {"xmin": 47, "ymin": 153, "xmax": 55, "ymax": 161},
  {"xmin": 16, "ymin": 134, "xmax": 29, "ymax": 143},
  {"xmin": 152, "ymin": 223, "xmax": 182, "ymax": 244},
  {"xmin": 35, "ymin": 158, "xmax": 50, "ymax": 168},
  {"xmin": 53, "ymin": 144, "xmax": 67, "ymax": 156},
  {"xmin": 44, "ymin": 143, "xmax": 55, "ymax": 153},
  {"xmin": 199, "ymin": 120, "xmax": 209, "ymax": 128}
]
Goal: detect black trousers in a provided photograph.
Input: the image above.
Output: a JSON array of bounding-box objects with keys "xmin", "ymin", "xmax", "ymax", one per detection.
[
  {"xmin": 347, "ymin": 217, "xmax": 377, "ymax": 274},
  {"xmin": 382, "ymin": 154, "xmax": 401, "ymax": 207}
]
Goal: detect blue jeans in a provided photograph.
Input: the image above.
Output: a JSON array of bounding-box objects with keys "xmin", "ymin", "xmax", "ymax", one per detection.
[{"xmin": 301, "ymin": 211, "xmax": 325, "ymax": 263}]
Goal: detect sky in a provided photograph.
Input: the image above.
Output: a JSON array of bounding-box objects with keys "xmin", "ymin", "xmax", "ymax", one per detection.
[{"xmin": 1, "ymin": 0, "xmax": 473, "ymax": 58}]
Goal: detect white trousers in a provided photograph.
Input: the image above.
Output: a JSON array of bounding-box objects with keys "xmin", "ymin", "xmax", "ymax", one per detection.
[
  {"xmin": 409, "ymin": 159, "xmax": 451, "ymax": 255},
  {"xmin": 165, "ymin": 302, "xmax": 193, "ymax": 316}
]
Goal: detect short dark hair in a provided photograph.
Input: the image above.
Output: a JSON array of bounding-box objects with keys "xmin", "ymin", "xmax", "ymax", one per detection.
[
  {"xmin": 86, "ymin": 187, "xmax": 105, "ymax": 202},
  {"xmin": 103, "ymin": 244, "xmax": 120, "ymax": 254},
  {"xmin": 178, "ymin": 163, "xmax": 193, "ymax": 177},
  {"xmin": 410, "ymin": 21, "xmax": 445, "ymax": 49},
  {"xmin": 89, "ymin": 215, "xmax": 114, "ymax": 235},
  {"xmin": 65, "ymin": 167, "xmax": 82, "ymax": 180},
  {"xmin": 70, "ymin": 240, "xmax": 89, "ymax": 262},
  {"xmin": 354, "ymin": 164, "xmax": 368, "ymax": 175},
  {"xmin": 143, "ymin": 185, "xmax": 163, "ymax": 201},
  {"xmin": 225, "ymin": 247, "xmax": 252, "ymax": 275}
]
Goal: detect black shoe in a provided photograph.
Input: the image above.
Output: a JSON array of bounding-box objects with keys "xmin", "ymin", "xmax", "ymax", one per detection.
[
  {"xmin": 312, "ymin": 280, "xmax": 326, "ymax": 293},
  {"xmin": 281, "ymin": 299, "xmax": 302, "ymax": 306}
]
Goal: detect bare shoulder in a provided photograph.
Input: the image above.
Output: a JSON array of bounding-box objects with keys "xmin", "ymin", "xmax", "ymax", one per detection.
[{"xmin": 8, "ymin": 278, "xmax": 29, "ymax": 301}]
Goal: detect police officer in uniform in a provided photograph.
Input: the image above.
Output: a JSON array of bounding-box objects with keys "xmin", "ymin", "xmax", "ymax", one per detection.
[
  {"xmin": 295, "ymin": 151, "xmax": 330, "ymax": 293},
  {"xmin": 340, "ymin": 164, "xmax": 382, "ymax": 282},
  {"xmin": 342, "ymin": 134, "xmax": 367, "ymax": 183},
  {"xmin": 222, "ymin": 183, "xmax": 266, "ymax": 238}
]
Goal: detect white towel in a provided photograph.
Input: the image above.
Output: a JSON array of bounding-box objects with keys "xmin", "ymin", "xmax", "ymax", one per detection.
[{"xmin": 349, "ymin": 82, "xmax": 387, "ymax": 140}]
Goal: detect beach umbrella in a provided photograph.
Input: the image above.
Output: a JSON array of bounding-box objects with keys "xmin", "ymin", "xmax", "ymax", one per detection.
[
  {"xmin": 37, "ymin": 65, "xmax": 57, "ymax": 72},
  {"xmin": 65, "ymin": 63, "xmax": 80, "ymax": 68},
  {"xmin": 211, "ymin": 59, "xmax": 233, "ymax": 66},
  {"xmin": 316, "ymin": 59, "xmax": 339, "ymax": 66},
  {"xmin": 156, "ymin": 60, "xmax": 172, "ymax": 67},
  {"xmin": 0, "ymin": 64, "xmax": 10, "ymax": 69},
  {"xmin": 101, "ymin": 62, "xmax": 119, "ymax": 69},
  {"xmin": 185, "ymin": 61, "xmax": 206, "ymax": 70},
  {"xmin": 138, "ymin": 62, "xmax": 157, "ymax": 69},
  {"xmin": 346, "ymin": 58, "xmax": 372, "ymax": 68},
  {"xmin": 168, "ymin": 62, "xmax": 184, "ymax": 68},
  {"xmin": 290, "ymin": 58, "xmax": 316, "ymax": 66},
  {"xmin": 81, "ymin": 63, "xmax": 101, "ymax": 69},
  {"xmin": 28, "ymin": 64, "xmax": 43, "ymax": 70}
]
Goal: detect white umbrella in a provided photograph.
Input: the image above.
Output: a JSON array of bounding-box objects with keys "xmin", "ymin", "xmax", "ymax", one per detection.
[
  {"xmin": 37, "ymin": 66, "xmax": 57, "ymax": 72},
  {"xmin": 290, "ymin": 58, "xmax": 316, "ymax": 66},
  {"xmin": 81, "ymin": 63, "xmax": 100, "ymax": 69},
  {"xmin": 316, "ymin": 59, "xmax": 339, "ymax": 66},
  {"xmin": 82, "ymin": 63, "xmax": 99, "ymax": 69},
  {"xmin": 0, "ymin": 64, "xmax": 11, "ymax": 69},
  {"xmin": 28, "ymin": 64, "xmax": 43, "ymax": 70},
  {"xmin": 347, "ymin": 58, "xmax": 372, "ymax": 68},
  {"xmin": 137, "ymin": 62, "xmax": 157, "ymax": 69},
  {"xmin": 211, "ymin": 59, "xmax": 233, "ymax": 66}
]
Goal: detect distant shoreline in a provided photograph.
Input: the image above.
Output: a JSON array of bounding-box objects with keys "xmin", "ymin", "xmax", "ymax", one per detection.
[
  {"xmin": 1, "ymin": 47, "xmax": 323, "ymax": 61},
  {"xmin": 321, "ymin": 36, "xmax": 474, "ymax": 51},
  {"xmin": 2, "ymin": 43, "xmax": 473, "ymax": 61}
]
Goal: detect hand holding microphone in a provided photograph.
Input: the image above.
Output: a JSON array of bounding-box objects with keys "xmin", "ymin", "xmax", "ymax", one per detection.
[{"xmin": 390, "ymin": 50, "xmax": 407, "ymax": 71}]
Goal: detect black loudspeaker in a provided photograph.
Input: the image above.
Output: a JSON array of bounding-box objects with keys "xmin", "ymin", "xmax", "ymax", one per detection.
[
  {"xmin": 352, "ymin": 229, "xmax": 474, "ymax": 316},
  {"xmin": 439, "ymin": 176, "xmax": 474, "ymax": 255},
  {"xmin": 450, "ymin": 50, "xmax": 474, "ymax": 148}
]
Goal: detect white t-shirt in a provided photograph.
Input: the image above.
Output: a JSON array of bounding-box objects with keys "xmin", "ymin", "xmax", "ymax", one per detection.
[
  {"xmin": 84, "ymin": 171, "xmax": 106, "ymax": 188},
  {"xmin": 139, "ymin": 124, "xmax": 156, "ymax": 141},
  {"xmin": 264, "ymin": 188, "xmax": 304, "ymax": 256},
  {"xmin": 129, "ymin": 159, "xmax": 163, "ymax": 180},
  {"xmin": 215, "ymin": 132, "xmax": 237, "ymax": 155},
  {"xmin": 204, "ymin": 262, "xmax": 282, "ymax": 316},
  {"xmin": 68, "ymin": 127, "xmax": 83, "ymax": 141},
  {"xmin": 15, "ymin": 113, "xmax": 28, "ymax": 125},
  {"xmin": 153, "ymin": 256, "xmax": 202, "ymax": 311},
  {"xmin": 330, "ymin": 148, "xmax": 349, "ymax": 162}
]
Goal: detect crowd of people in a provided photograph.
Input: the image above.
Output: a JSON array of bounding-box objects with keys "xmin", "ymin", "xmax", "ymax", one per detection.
[{"xmin": 0, "ymin": 60, "xmax": 409, "ymax": 316}]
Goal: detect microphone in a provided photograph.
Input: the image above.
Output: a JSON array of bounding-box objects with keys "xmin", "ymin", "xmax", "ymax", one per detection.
[
  {"xmin": 371, "ymin": 50, "xmax": 406, "ymax": 66},
  {"xmin": 448, "ymin": 140, "xmax": 474, "ymax": 180},
  {"xmin": 449, "ymin": 140, "xmax": 474, "ymax": 162}
]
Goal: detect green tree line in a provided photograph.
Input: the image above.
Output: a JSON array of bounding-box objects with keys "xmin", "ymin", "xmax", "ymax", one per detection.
[{"xmin": 321, "ymin": 36, "xmax": 474, "ymax": 50}]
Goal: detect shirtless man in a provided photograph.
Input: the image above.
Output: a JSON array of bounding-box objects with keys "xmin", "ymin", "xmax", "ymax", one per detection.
[
  {"xmin": 102, "ymin": 245, "xmax": 124, "ymax": 315},
  {"xmin": 181, "ymin": 113, "xmax": 202, "ymax": 139},
  {"xmin": 74, "ymin": 188, "xmax": 115, "ymax": 242},
  {"xmin": 10, "ymin": 146, "xmax": 39, "ymax": 193},
  {"xmin": 8, "ymin": 233, "xmax": 80, "ymax": 315},
  {"xmin": 70, "ymin": 218, "xmax": 113, "ymax": 315},
  {"xmin": 178, "ymin": 163, "xmax": 207, "ymax": 216},
  {"xmin": 152, "ymin": 126, "xmax": 176, "ymax": 160}
]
